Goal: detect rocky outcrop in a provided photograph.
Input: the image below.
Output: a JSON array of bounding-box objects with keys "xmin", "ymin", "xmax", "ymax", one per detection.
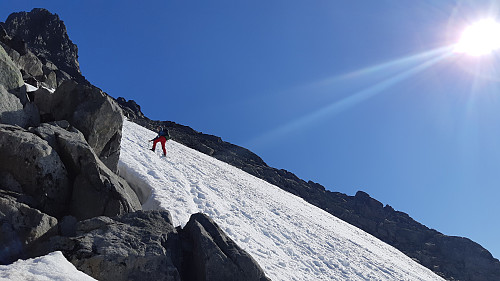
[
  {"xmin": 0, "ymin": 84, "xmax": 25, "ymax": 126},
  {"xmin": 30, "ymin": 122, "xmax": 141, "ymax": 220},
  {"xmin": 34, "ymin": 81, "xmax": 123, "ymax": 172},
  {"xmin": 116, "ymin": 97, "xmax": 145, "ymax": 119},
  {"xmin": 0, "ymin": 124, "xmax": 71, "ymax": 217},
  {"xmin": 182, "ymin": 213, "xmax": 271, "ymax": 281},
  {"xmin": 0, "ymin": 122, "xmax": 136, "ymax": 221},
  {"xmin": 0, "ymin": 44, "xmax": 24, "ymax": 91},
  {"xmin": 3, "ymin": 8, "xmax": 81, "ymax": 79},
  {"xmin": 0, "ymin": 190, "xmax": 58, "ymax": 264},
  {"xmin": 0, "ymin": 45, "xmax": 40, "ymax": 127},
  {"xmin": 1, "ymin": 9, "xmax": 84, "ymax": 90},
  {"xmin": 119, "ymin": 97, "xmax": 500, "ymax": 281},
  {"xmin": 35, "ymin": 211, "xmax": 181, "ymax": 281},
  {"xmin": 33, "ymin": 211, "xmax": 269, "ymax": 281},
  {"xmin": 0, "ymin": 84, "xmax": 40, "ymax": 128}
]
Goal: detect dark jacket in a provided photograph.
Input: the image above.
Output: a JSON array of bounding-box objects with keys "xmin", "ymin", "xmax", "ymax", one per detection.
[{"xmin": 152, "ymin": 128, "xmax": 170, "ymax": 141}]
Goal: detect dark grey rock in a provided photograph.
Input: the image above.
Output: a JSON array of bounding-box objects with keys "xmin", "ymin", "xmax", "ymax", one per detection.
[
  {"xmin": 0, "ymin": 171, "xmax": 22, "ymax": 192},
  {"xmin": 22, "ymin": 101, "xmax": 40, "ymax": 127},
  {"xmin": 0, "ymin": 84, "xmax": 24, "ymax": 126},
  {"xmin": 34, "ymin": 80, "xmax": 123, "ymax": 172},
  {"xmin": 2, "ymin": 43, "xmax": 44, "ymax": 79},
  {"xmin": 0, "ymin": 124, "xmax": 70, "ymax": 217},
  {"xmin": 30, "ymin": 122, "xmax": 141, "ymax": 220},
  {"xmin": 0, "ymin": 44, "xmax": 23, "ymax": 91},
  {"xmin": 33, "ymin": 211, "xmax": 269, "ymax": 281},
  {"xmin": 181, "ymin": 213, "xmax": 270, "ymax": 281},
  {"xmin": 3, "ymin": 8, "xmax": 81, "ymax": 79},
  {"xmin": 0, "ymin": 190, "xmax": 58, "ymax": 264},
  {"xmin": 17, "ymin": 50, "xmax": 43, "ymax": 77},
  {"xmin": 116, "ymin": 97, "xmax": 145, "ymax": 119},
  {"xmin": 0, "ymin": 24, "xmax": 7, "ymax": 41},
  {"xmin": 0, "ymin": 84, "xmax": 40, "ymax": 128},
  {"xmin": 43, "ymin": 70, "xmax": 57, "ymax": 89},
  {"xmin": 58, "ymin": 215, "xmax": 77, "ymax": 237},
  {"xmin": 35, "ymin": 211, "xmax": 182, "ymax": 281}
]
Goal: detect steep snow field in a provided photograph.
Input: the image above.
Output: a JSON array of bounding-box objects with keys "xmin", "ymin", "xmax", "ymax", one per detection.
[
  {"xmin": 0, "ymin": 252, "xmax": 96, "ymax": 281},
  {"xmin": 119, "ymin": 120, "xmax": 444, "ymax": 281}
]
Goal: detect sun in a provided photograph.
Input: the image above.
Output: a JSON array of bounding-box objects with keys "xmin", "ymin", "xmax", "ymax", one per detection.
[{"xmin": 454, "ymin": 19, "xmax": 500, "ymax": 56}]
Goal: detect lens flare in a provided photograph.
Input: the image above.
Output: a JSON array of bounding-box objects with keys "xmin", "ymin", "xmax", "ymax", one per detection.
[{"xmin": 455, "ymin": 19, "xmax": 500, "ymax": 56}]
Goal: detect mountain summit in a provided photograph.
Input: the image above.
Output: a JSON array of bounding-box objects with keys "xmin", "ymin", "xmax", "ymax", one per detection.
[{"xmin": 3, "ymin": 8, "xmax": 80, "ymax": 79}]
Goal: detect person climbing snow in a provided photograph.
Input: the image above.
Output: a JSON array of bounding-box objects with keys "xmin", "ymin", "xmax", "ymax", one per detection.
[{"xmin": 150, "ymin": 126, "xmax": 170, "ymax": 156}]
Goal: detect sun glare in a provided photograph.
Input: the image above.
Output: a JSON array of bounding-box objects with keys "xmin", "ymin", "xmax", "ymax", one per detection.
[{"xmin": 455, "ymin": 19, "xmax": 500, "ymax": 56}]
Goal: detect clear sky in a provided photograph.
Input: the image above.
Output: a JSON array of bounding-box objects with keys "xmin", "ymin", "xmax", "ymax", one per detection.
[{"xmin": 1, "ymin": 0, "xmax": 499, "ymax": 259}]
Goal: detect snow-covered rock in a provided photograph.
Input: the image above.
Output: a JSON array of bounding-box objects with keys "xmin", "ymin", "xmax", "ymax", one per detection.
[{"xmin": 0, "ymin": 251, "xmax": 96, "ymax": 281}]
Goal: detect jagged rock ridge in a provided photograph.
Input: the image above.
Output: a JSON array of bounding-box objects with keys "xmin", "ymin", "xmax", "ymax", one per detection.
[
  {"xmin": 118, "ymin": 98, "xmax": 500, "ymax": 281},
  {"xmin": 3, "ymin": 8, "xmax": 80, "ymax": 79}
]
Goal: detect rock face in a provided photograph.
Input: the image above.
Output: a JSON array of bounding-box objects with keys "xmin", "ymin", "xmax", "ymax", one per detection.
[
  {"xmin": 0, "ymin": 190, "xmax": 58, "ymax": 264},
  {"xmin": 3, "ymin": 8, "xmax": 80, "ymax": 79},
  {"xmin": 30, "ymin": 122, "xmax": 141, "ymax": 220},
  {"xmin": 0, "ymin": 84, "xmax": 25, "ymax": 126},
  {"xmin": 119, "ymin": 97, "xmax": 500, "ymax": 281},
  {"xmin": 0, "ymin": 84, "xmax": 40, "ymax": 128},
  {"xmin": 0, "ymin": 117, "xmax": 137, "ymax": 222},
  {"xmin": 182, "ymin": 213, "xmax": 271, "ymax": 281},
  {"xmin": 33, "ymin": 211, "xmax": 269, "ymax": 281},
  {"xmin": 34, "ymin": 81, "xmax": 123, "ymax": 171},
  {"xmin": 0, "ymin": 44, "xmax": 24, "ymax": 91},
  {"xmin": 0, "ymin": 124, "xmax": 71, "ymax": 217}
]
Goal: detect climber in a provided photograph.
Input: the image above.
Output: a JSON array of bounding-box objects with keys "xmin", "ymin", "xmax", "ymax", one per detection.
[{"xmin": 150, "ymin": 126, "xmax": 170, "ymax": 156}]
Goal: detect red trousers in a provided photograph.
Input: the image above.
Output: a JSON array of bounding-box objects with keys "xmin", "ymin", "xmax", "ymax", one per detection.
[{"xmin": 152, "ymin": 136, "xmax": 167, "ymax": 155}]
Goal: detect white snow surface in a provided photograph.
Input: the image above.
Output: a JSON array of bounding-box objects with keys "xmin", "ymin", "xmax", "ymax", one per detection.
[
  {"xmin": 0, "ymin": 252, "xmax": 96, "ymax": 281},
  {"xmin": 25, "ymin": 83, "xmax": 55, "ymax": 93},
  {"xmin": 25, "ymin": 83, "xmax": 38, "ymax": 92},
  {"xmin": 119, "ymin": 120, "xmax": 444, "ymax": 281}
]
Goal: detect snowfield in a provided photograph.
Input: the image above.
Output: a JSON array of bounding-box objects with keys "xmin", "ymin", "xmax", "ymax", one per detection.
[
  {"xmin": 0, "ymin": 252, "xmax": 96, "ymax": 281},
  {"xmin": 119, "ymin": 120, "xmax": 444, "ymax": 281}
]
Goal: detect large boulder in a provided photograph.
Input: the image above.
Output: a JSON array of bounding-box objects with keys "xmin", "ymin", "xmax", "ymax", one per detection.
[
  {"xmin": 31, "ymin": 122, "xmax": 141, "ymax": 220},
  {"xmin": 0, "ymin": 190, "xmax": 58, "ymax": 264},
  {"xmin": 35, "ymin": 211, "xmax": 182, "ymax": 281},
  {"xmin": 0, "ymin": 43, "xmax": 40, "ymax": 128},
  {"xmin": 0, "ymin": 124, "xmax": 70, "ymax": 217},
  {"xmin": 0, "ymin": 44, "xmax": 23, "ymax": 91},
  {"xmin": 0, "ymin": 84, "xmax": 24, "ymax": 126},
  {"xmin": 34, "ymin": 80, "xmax": 123, "ymax": 172},
  {"xmin": 0, "ymin": 84, "xmax": 40, "ymax": 128},
  {"xmin": 181, "ymin": 213, "xmax": 270, "ymax": 281},
  {"xmin": 33, "ymin": 211, "xmax": 270, "ymax": 281},
  {"xmin": 0, "ymin": 42, "xmax": 44, "ymax": 79}
]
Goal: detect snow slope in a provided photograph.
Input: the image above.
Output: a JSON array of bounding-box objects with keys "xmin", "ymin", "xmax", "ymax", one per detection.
[
  {"xmin": 0, "ymin": 252, "xmax": 96, "ymax": 281},
  {"xmin": 119, "ymin": 120, "xmax": 444, "ymax": 281}
]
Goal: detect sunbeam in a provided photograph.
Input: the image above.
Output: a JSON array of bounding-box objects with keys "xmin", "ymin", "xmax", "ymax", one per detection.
[
  {"xmin": 305, "ymin": 46, "xmax": 455, "ymax": 91},
  {"xmin": 247, "ymin": 46, "xmax": 455, "ymax": 149}
]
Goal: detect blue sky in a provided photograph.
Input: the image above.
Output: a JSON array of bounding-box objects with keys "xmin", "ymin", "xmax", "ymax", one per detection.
[{"xmin": 2, "ymin": 0, "xmax": 500, "ymax": 259}]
